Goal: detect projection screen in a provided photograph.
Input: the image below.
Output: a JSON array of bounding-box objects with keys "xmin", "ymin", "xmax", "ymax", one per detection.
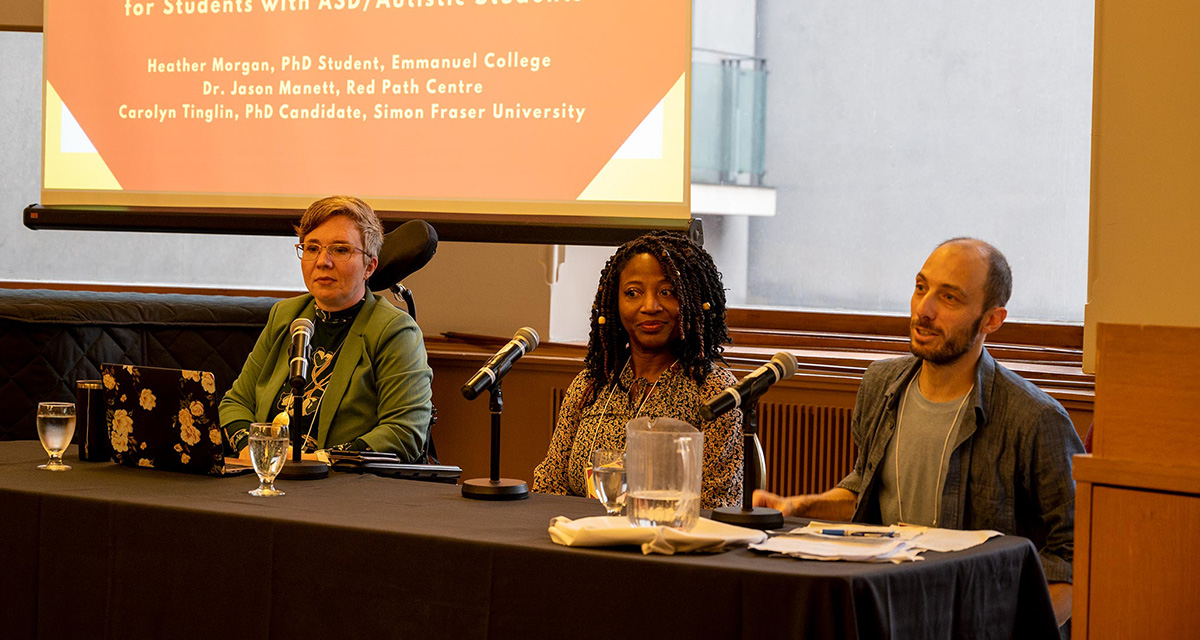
[{"xmin": 29, "ymin": 0, "xmax": 692, "ymax": 243}]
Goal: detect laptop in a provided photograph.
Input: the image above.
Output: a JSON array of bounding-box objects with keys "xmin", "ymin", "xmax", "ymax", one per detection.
[{"xmin": 101, "ymin": 363, "xmax": 252, "ymax": 476}]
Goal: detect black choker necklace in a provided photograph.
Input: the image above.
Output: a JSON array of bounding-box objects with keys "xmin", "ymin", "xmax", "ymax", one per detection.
[{"xmin": 315, "ymin": 298, "xmax": 365, "ymax": 325}]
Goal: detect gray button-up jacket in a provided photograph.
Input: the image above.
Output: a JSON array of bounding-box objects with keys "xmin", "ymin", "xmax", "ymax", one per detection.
[{"xmin": 836, "ymin": 349, "xmax": 1084, "ymax": 582}]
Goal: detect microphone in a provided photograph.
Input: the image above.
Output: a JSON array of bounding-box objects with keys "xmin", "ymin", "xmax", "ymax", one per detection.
[
  {"xmin": 461, "ymin": 327, "xmax": 540, "ymax": 400},
  {"xmin": 289, "ymin": 318, "xmax": 314, "ymax": 388},
  {"xmin": 700, "ymin": 351, "xmax": 798, "ymax": 421}
]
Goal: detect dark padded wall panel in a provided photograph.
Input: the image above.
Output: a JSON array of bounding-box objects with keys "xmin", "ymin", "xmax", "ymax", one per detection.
[{"xmin": 0, "ymin": 289, "xmax": 280, "ymax": 441}]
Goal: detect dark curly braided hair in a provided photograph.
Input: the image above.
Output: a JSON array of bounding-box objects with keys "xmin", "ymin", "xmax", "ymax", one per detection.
[{"xmin": 584, "ymin": 230, "xmax": 730, "ymax": 396}]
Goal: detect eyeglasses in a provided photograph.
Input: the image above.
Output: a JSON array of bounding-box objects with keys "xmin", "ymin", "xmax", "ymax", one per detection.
[{"xmin": 295, "ymin": 242, "xmax": 368, "ymax": 263}]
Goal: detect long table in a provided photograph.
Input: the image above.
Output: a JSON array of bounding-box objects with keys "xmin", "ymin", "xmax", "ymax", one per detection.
[{"xmin": 0, "ymin": 441, "xmax": 1059, "ymax": 639}]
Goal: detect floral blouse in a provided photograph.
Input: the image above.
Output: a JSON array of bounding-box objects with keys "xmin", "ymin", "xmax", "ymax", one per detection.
[{"xmin": 532, "ymin": 363, "xmax": 743, "ymax": 509}]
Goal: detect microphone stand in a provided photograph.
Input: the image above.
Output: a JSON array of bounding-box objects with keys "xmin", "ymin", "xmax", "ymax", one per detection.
[
  {"xmin": 461, "ymin": 383, "xmax": 529, "ymax": 500},
  {"xmin": 277, "ymin": 374, "xmax": 329, "ymax": 480},
  {"xmin": 711, "ymin": 399, "xmax": 783, "ymax": 529}
]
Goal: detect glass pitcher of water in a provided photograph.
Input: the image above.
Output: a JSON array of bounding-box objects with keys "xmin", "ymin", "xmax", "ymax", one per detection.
[{"xmin": 625, "ymin": 416, "xmax": 703, "ymax": 531}]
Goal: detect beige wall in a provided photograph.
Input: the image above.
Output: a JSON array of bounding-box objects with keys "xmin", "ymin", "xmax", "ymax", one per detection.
[
  {"xmin": 400, "ymin": 242, "xmax": 557, "ymax": 341},
  {"xmin": 398, "ymin": 242, "xmax": 611, "ymax": 343},
  {"xmin": 1084, "ymin": 0, "xmax": 1200, "ymax": 371},
  {"xmin": 0, "ymin": 0, "xmax": 40, "ymax": 31}
]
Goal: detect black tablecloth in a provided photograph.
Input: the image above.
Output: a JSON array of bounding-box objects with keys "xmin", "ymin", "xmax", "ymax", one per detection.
[{"xmin": 0, "ymin": 441, "xmax": 1059, "ymax": 640}]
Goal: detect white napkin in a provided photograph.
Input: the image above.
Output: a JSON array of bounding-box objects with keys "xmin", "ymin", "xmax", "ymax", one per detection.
[{"xmin": 549, "ymin": 516, "xmax": 768, "ymax": 555}]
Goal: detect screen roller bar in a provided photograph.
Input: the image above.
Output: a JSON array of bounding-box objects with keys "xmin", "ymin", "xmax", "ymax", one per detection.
[{"xmin": 24, "ymin": 204, "xmax": 701, "ymax": 247}]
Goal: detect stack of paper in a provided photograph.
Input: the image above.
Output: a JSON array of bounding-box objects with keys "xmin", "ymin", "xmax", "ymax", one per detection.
[{"xmin": 749, "ymin": 521, "xmax": 1000, "ymax": 563}]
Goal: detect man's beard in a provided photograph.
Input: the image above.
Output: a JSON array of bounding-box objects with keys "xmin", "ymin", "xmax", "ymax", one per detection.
[{"xmin": 909, "ymin": 313, "xmax": 983, "ymax": 365}]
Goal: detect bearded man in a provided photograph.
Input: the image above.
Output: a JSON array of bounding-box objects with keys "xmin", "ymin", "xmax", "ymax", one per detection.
[{"xmin": 755, "ymin": 238, "xmax": 1083, "ymax": 629}]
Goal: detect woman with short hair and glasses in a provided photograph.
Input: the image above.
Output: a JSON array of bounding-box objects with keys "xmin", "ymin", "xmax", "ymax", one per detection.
[{"xmin": 219, "ymin": 195, "xmax": 433, "ymax": 460}]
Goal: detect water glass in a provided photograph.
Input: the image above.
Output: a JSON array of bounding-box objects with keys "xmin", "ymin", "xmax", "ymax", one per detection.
[
  {"xmin": 591, "ymin": 448, "xmax": 626, "ymax": 516},
  {"xmin": 37, "ymin": 402, "xmax": 76, "ymax": 471},
  {"xmin": 248, "ymin": 423, "xmax": 289, "ymax": 497}
]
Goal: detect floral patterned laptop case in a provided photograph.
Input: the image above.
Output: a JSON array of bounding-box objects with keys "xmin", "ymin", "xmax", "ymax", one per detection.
[{"xmin": 101, "ymin": 363, "xmax": 227, "ymax": 475}]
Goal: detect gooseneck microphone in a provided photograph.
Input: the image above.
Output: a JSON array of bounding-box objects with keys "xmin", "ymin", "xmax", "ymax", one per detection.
[
  {"xmin": 700, "ymin": 351, "xmax": 798, "ymax": 421},
  {"xmin": 461, "ymin": 327, "xmax": 540, "ymax": 400},
  {"xmin": 279, "ymin": 317, "xmax": 329, "ymax": 480},
  {"xmin": 707, "ymin": 352, "xmax": 798, "ymax": 530},
  {"xmin": 289, "ymin": 318, "xmax": 314, "ymax": 388}
]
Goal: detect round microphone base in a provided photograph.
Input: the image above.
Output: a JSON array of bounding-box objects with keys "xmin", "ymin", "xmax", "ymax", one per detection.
[
  {"xmin": 711, "ymin": 506, "xmax": 784, "ymax": 530},
  {"xmin": 277, "ymin": 459, "xmax": 329, "ymax": 480},
  {"xmin": 461, "ymin": 478, "xmax": 529, "ymax": 500}
]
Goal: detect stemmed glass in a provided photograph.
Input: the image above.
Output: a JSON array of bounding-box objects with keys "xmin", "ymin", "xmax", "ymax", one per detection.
[
  {"xmin": 592, "ymin": 448, "xmax": 627, "ymax": 516},
  {"xmin": 37, "ymin": 402, "xmax": 76, "ymax": 471},
  {"xmin": 248, "ymin": 423, "xmax": 289, "ymax": 497}
]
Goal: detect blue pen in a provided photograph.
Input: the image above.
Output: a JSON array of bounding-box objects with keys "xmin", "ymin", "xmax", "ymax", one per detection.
[{"xmin": 819, "ymin": 528, "xmax": 895, "ymax": 538}]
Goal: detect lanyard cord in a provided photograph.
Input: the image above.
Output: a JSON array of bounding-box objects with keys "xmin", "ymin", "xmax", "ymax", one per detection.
[{"xmin": 597, "ymin": 358, "xmax": 678, "ymax": 422}]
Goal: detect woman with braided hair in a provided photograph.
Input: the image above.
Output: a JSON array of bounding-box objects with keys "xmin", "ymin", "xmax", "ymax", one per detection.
[{"xmin": 532, "ymin": 231, "xmax": 743, "ymax": 508}]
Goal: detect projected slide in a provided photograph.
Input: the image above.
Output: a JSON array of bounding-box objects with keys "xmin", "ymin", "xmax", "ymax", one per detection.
[{"xmin": 42, "ymin": 0, "xmax": 689, "ymax": 218}]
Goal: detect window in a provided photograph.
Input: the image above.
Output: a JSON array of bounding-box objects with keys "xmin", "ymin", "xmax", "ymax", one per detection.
[
  {"xmin": 694, "ymin": 1, "xmax": 1094, "ymax": 323},
  {"xmin": 3, "ymin": 1, "xmax": 1094, "ymax": 328}
]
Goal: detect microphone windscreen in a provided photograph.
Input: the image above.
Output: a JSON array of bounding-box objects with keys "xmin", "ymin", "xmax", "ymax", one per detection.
[
  {"xmin": 772, "ymin": 351, "xmax": 798, "ymax": 380},
  {"xmin": 515, "ymin": 327, "xmax": 540, "ymax": 353},
  {"xmin": 290, "ymin": 318, "xmax": 314, "ymax": 336}
]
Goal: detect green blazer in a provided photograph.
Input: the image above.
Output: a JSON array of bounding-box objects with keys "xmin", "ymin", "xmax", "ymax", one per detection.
[{"xmin": 219, "ymin": 291, "xmax": 433, "ymax": 460}]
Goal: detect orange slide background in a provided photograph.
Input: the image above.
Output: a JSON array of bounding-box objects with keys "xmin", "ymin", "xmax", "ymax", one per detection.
[{"xmin": 45, "ymin": 0, "xmax": 687, "ymax": 203}]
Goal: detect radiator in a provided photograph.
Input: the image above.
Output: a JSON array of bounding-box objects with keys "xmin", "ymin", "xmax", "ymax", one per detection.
[
  {"xmin": 757, "ymin": 402, "xmax": 857, "ymax": 496},
  {"xmin": 550, "ymin": 390, "xmax": 856, "ymax": 497}
]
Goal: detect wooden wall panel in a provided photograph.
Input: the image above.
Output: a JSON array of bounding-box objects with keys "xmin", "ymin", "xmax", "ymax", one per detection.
[
  {"xmin": 1075, "ymin": 324, "xmax": 1200, "ymax": 637},
  {"xmin": 427, "ymin": 350, "xmax": 867, "ymax": 495},
  {"xmin": 1094, "ymin": 324, "xmax": 1200, "ymax": 467},
  {"xmin": 0, "ymin": 0, "xmax": 41, "ymax": 31},
  {"xmin": 427, "ymin": 343, "xmax": 1092, "ymax": 497},
  {"xmin": 1072, "ymin": 473, "xmax": 1093, "ymax": 640},
  {"xmin": 427, "ymin": 355, "xmax": 570, "ymax": 484},
  {"xmin": 1087, "ymin": 486, "xmax": 1200, "ymax": 639}
]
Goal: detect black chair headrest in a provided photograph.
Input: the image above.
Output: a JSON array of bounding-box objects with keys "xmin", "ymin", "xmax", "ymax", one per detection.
[{"xmin": 368, "ymin": 220, "xmax": 438, "ymax": 292}]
